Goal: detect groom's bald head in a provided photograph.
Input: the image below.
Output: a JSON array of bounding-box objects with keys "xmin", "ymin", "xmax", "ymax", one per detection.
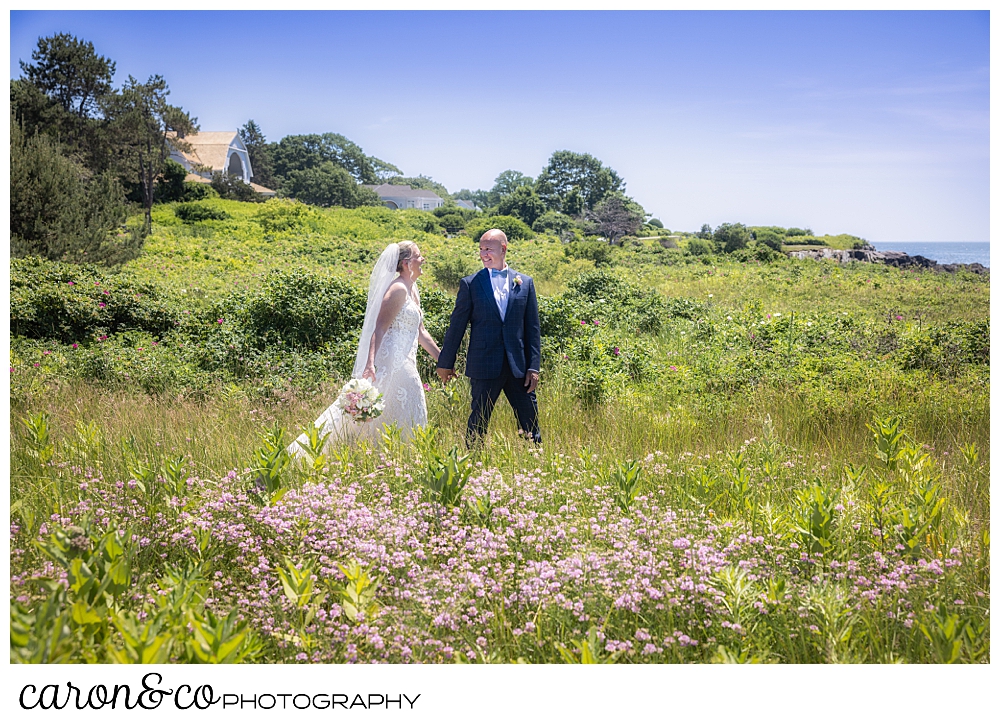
[{"xmin": 479, "ymin": 229, "xmax": 508, "ymax": 270}]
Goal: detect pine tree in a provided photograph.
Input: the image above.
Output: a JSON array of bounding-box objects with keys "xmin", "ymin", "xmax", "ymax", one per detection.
[{"xmin": 10, "ymin": 116, "xmax": 143, "ymax": 266}]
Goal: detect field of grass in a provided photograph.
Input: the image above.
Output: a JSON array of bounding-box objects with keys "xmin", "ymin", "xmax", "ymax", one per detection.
[{"xmin": 10, "ymin": 200, "xmax": 989, "ymax": 664}]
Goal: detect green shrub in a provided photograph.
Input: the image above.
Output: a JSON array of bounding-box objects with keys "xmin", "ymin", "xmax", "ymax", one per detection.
[
  {"xmin": 399, "ymin": 210, "xmax": 443, "ymax": 234},
  {"xmin": 663, "ymin": 296, "xmax": 707, "ymax": 321},
  {"xmin": 954, "ymin": 320, "xmax": 989, "ymax": 364},
  {"xmin": 896, "ymin": 327, "xmax": 965, "ymax": 376},
  {"xmin": 429, "ymin": 248, "xmax": 479, "ymax": 290},
  {"xmin": 754, "ymin": 228, "xmax": 784, "ymax": 251},
  {"xmin": 466, "ymin": 214, "xmax": 533, "ymax": 242},
  {"xmin": 174, "ymin": 203, "xmax": 230, "ymax": 223},
  {"xmin": 68, "ymin": 333, "xmax": 213, "ymax": 395},
  {"xmin": 686, "ymin": 237, "xmax": 715, "ymax": 256},
  {"xmin": 567, "ymin": 363, "xmax": 612, "ymax": 406},
  {"xmin": 564, "ymin": 240, "xmax": 614, "ymax": 266},
  {"xmin": 218, "ymin": 269, "xmax": 366, "ymax": 352},
  {"xmin": 730, "ymin": 243, "xmax": 783, "ymax": 263},
  {"xmin": 565, "ymin": 270, "xmax": 666, "ymax": 334},
  {"xmin": 211, "ymin": 172, "xmax": 262, "ymax": 202},
  {"xmin": 253, "ymin": 198, "xmax": 319, "ymax": 233},
  {"xmin": 416, "ymin": 289, "xmax": 457, "ymax": 379},
  {"xmin": 532, "ymin": 210, "xmax": 577, "ymax": 240},
  {"xmin": 437, "ymin": 213, "xmax": 466, "ymax": 233},
  {"xmin": 10, "ymin": 257, "xmax": 178, "ymax": 343},
  {"xmin": 538, "ymin": 295, "xmax": 584, "ymax": 347},
  {"xmin": 180, "ymin": 182, "xmax": 217, "ymax": 201}
]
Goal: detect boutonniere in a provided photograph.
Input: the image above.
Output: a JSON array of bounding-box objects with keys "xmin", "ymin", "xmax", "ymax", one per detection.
[{"xmin": 513, "ymin": 275, "xmax": 523, "ymax": 286}]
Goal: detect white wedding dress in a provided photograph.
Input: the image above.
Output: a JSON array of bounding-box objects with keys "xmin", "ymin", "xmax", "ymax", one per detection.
[
  {"xmin": 288, "ymin": 244, "xmax": 428, "ymax": 458},
  {"xmin": 363, "ymin": 293, "xmax": 428, "ymax": 439}
]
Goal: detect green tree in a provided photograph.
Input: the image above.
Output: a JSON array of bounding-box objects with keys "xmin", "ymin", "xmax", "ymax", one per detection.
[
  {"xmin": 271, "ymin": 133, "xmax": 382, "ymax": 185},
  {"xmin": 12, "ymin": 33, "xmax": 118, "ymax": 174},
  {"xmin": 370, "ymin": 157, "xmax": 403, "ymax": 183},
  {"xmin": 154, "ymin": 158, "xmax": 188, "ymax": 203},
  {"xmin": 535, "ymin": 150, "xmax": 624, "ymax": 212},
  {"xmin": 586, "ymin": 192, "xmax": 645, "ymax": 244},
  {"xmin": 647, "ymin": 218, "xmax": 664, "ymax": 229},
  {"xmin": 563, "ymin": 188, "xmax": 584, "ymax": 217},
  {"xmin": 239, "ymin": 119, "xmax": 276, "ymax": 189},
  {"xmin": 697, "ymin": 223, "xmax": 713, "ymax": 240},
  {"xmin": 496, "ymin": 185, "xmax": 545, "ymax": 226},
  {"xmin": 282, "ymin": 162, "xmax": 381, "ymax": 208},
  {"xmin": 533, "ymin": 210, "xmax": 578, "ymax": 240},
  {"xmin": 713, "ymin": 222, "xmax": 752, "ymax": 253},
  {"xmin": 19, "ymin": 32, "xmax": 115, "ymax": 118},
  {"xmin": 456, "ymin": 188, "xmax": 494, "ymax": 211},
  {"xmin": 102, "ymin": 75, "xmax": 198, "ymax": 231},
  {"xmin": 11, "ymin": 117, "xmax": 143, "ymax": 266},
  {"xmin": 492, "ymin": 169, "xmax": 534, "ymax": 198}
]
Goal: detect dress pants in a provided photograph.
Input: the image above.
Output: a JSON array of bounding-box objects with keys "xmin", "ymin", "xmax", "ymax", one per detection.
[{"xmin": 467, "ymin": 356, "xmax": 541, "ymax": 446}]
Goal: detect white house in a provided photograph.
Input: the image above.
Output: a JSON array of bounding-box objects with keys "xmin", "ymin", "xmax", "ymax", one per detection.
[
  {"xmin": 364, "ymin": 184, "xmax": 443, "ymax": 211},
  {"xmin": 168, "ymin": 130, "xmax": 275, "ymax": 196}
]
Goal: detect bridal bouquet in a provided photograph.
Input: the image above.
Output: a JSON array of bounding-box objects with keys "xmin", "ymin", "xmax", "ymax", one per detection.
[{"xmin": 335, "ymin": 378, "xmax": 385, "ymax": 423}]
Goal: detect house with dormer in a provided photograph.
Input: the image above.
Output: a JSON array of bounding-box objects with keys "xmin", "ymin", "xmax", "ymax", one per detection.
[
  {"xmin": 363, "ymin": 184, "xmax": 443, "ymax": 211},
  {"xmin": 168, "ymin": 131, "xmax": 275, "ymax": 196}
]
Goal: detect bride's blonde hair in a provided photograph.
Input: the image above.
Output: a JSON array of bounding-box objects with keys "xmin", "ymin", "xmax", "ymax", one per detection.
[{"xmin": 396, "ymin": 241, "xmax": 418, "ymax": 272}]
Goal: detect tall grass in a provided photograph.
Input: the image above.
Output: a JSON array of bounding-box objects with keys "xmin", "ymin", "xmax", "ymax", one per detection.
[{"xmin": 9, "ymin": 201, "xmax": 989, "ymax": 664}]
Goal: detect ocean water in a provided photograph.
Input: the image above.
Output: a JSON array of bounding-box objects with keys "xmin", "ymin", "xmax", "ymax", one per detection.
[{"xmin": 871, "ymin": 241, "xmax": 990, "ymax": 268}]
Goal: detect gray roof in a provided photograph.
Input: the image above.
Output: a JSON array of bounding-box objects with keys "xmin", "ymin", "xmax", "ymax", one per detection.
[{"xmin": 368, "ymin": 184, "xmax": 443, "ymax": 200}]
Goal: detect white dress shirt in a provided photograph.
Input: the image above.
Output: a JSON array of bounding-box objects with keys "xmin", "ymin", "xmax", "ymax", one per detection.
[{"xmin": 490, "ymin": 265, "xmax": 510, "ymax": 321}]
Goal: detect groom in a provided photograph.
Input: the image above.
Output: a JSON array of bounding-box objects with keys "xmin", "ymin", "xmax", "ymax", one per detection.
[{"xmin": 437, "ymin": 229, "xmax": 542, "ymax": 446}]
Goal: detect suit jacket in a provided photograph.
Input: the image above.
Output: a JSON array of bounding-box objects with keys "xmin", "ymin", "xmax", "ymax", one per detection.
[{"xmin": 437, "ymin": 267, "xmax": 541, "ymax": 380}]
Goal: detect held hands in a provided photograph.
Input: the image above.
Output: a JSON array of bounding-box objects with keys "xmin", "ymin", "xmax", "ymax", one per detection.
[
  {"xmin": 524, "ymin": 371, "xmax": 539, "ymax": 393},
  {"xmin": 437, "ymin": 368, "xmax": 458, "ymax": 384}
]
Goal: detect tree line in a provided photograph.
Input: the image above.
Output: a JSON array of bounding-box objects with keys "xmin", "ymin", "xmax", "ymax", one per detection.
[{"xmin": 10, "ymin": 32, "xmax": 657, "ymax": 268}]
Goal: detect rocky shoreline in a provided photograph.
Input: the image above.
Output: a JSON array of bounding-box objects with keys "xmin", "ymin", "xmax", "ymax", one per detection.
[{"xmin": 786, "ymin": 247, "xmax": 989, "ymax": 275}]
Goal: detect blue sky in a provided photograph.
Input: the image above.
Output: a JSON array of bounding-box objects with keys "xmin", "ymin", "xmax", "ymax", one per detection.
[{"xmin": 10, "ymin": 10, "xmax": 989, "ymax": 241}]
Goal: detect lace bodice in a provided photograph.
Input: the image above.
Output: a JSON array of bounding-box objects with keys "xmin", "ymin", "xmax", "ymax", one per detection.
[{"xmin": 374, "ymin": 295, "xmax": 421, "ymax": 374}]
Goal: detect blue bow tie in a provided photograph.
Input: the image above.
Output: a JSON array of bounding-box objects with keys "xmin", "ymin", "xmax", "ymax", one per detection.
[{"xmin": 491, "ymin": 268, "xmax": 507, "ymax": 278}]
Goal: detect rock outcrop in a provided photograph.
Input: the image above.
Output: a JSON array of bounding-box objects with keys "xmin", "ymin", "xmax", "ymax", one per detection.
[{"xmin": 786, "ymin": 247, "xmax": 988, "ymax": 275}]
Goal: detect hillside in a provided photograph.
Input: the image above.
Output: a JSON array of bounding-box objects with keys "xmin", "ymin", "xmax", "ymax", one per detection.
[{"xmin": 9, "ymin": 198, "xmax": 990, "ymax": 665}]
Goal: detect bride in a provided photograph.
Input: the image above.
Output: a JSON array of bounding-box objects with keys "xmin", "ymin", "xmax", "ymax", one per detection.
[{"xmin": 288, "ymin": 241, "xmax": 441, "ymax": 456}]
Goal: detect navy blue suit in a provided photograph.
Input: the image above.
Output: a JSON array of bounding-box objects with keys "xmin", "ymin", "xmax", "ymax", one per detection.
[{"xmin": 437, "ymin": 267, "xmax": 542, "ymax": 445}]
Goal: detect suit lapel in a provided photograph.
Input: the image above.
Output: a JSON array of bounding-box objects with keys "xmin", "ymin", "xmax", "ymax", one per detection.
[
  {"xmin": 508, "ymin": 269, "xmax": 521, "ymax": 300},
  {"xmin": 476, "ymin": 269, "xmax": 503, "ymax": 322}
]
